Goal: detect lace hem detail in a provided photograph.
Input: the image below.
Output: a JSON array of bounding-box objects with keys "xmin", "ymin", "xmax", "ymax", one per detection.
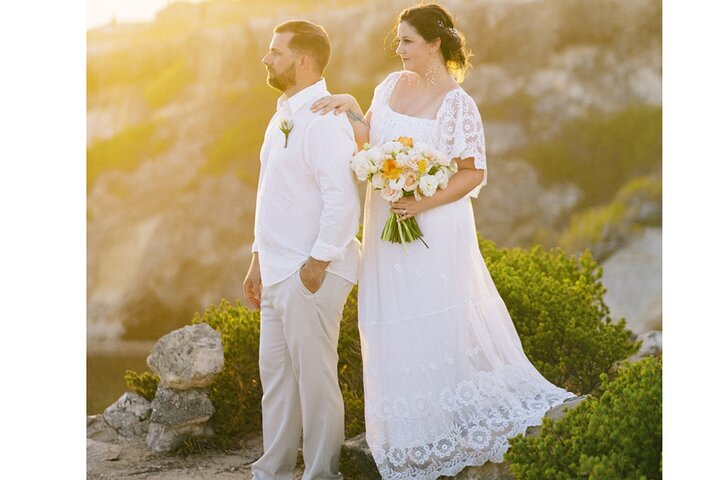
[{"xmin": 365, "ymin": 364, "xmax": 576, "ymax": 479}]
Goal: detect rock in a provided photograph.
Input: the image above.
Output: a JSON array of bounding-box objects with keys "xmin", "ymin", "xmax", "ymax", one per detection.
[
  {"xmin": 149, "ymin": 386, "xmax": 215, "ymax": 426},
  {"xmin": 87, "ymin": 438, "xmax": 123, "ymax": 466},
  {"xmin": 87, "ymin": 413, "xmax": 119, "ymax": 443},
  {"xmin": 103, "ymin": 392, "xmax": 152, "ymax": 437},
  {"xmin": 341, "ymin": 395, "xmax": 588, "ymax": 479},
  {"xmin": 602, "ymin": 228, "xmax": 662, "ymax": 334},
  {"xmin": 147, "ymin": 323, "xmax": 224, "ymax": 389},
  {"xmin": 629, "ymin": 330, "xmax": 662, "ymax": 362},
  {"xmin": 145, "ymin": 421, "xmax": 214, "ymax": 453}
]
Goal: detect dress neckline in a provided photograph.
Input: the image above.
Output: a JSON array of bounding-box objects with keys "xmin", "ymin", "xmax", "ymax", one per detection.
[{"xmin": 385, "ymin": 71, "xmax": 461, "ymax": 122}]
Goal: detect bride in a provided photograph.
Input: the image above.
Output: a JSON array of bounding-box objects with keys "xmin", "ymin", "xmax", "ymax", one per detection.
[{"xmin": 312, "ymin": 3, "xmax": 576, "ymax": 479}]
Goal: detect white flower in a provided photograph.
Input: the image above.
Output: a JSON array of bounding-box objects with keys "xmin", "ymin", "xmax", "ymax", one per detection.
[
  {"xmin": 388, "ymin": 176, "xmax": 405, "ymax": 191},
  {"xmin": 435, "ymin": 151, "xmax": 451, "ymax": 167},
  {"xmin": 381, "ymin": 141, "xmax": 403, "ymax": 156},
  {"xmin": 371, "ymin": 172, "xmax": 385, "ymax": 189},
  {"xmin": 394, "ymin": 152, "xmax": 409, "ymax": 168},
  {"xmin": 434, "ymin": 168, "xmax": 450, "ymax": 189},
  {"xmin": 366, "ymin": 147, "xmax": 384, "ymax": 169},
  {"xmin": 381, "ymin": 185, "xmax": 403, "ymax": 202},
  {"xmin": 419, "ymin": 174, "xmax": 439, "ymax": 197}
]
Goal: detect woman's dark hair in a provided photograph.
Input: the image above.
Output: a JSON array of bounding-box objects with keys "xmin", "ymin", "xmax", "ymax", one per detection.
[{"xmin": 394, "ymin": 3, "xmax": 472, "ymax": 83}]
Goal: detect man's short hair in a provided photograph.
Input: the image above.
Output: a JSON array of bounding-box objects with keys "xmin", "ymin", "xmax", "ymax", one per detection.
[{"xmin": 274, "ymin": 20, "xmax": 331, "ymax": 74}]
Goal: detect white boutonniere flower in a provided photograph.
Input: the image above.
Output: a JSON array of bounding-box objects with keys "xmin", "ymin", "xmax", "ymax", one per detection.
[{"xmin": 279, "ymin": 119, "xmax": 294, "ymax": 148}]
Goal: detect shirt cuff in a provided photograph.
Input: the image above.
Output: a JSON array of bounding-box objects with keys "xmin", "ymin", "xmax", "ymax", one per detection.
[{"xmin": 310, "ymin": 242, "xmax": 346, "ymax": 263}]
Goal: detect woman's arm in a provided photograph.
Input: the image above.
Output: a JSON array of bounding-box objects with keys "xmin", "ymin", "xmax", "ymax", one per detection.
[
  {"xmin": 389, "ymin": 157, "xmax": 485, "ymax": 221},
  {"xmin": 311, "ymin": 94, "xmax": 371, "ymax": 150}
]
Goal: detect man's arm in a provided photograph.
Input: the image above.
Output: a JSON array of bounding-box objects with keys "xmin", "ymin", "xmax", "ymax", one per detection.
[
  {"xmin": 299, "ymin": 114, "xmax": 360, "ymax": 292},
  {"xmin": 243, "ymin": 252, "xmax": 262, "ymax": 309}
]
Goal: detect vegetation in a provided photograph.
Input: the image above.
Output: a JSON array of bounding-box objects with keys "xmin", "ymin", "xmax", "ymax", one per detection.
[
  {"xmin": 478, "ymin": 236, "xmax": 639, "ymax": 394},
  {"xmin": 86, "ymin": 121, "xmax": 172, "ymax": 191},
  {"xmin": 523, "ymin": 104, "xmax": 662, "ymax": 209},
  {"xmin": 558, "ymin": 174, "xmax": 662, "ymax": 261},
  {"xmin": 126, "ymin": 236, "xmax": 638, "ymax": 447},
  {"xmin": 506, "ymin": 356, "xmax": 662, "ymax": 480}
]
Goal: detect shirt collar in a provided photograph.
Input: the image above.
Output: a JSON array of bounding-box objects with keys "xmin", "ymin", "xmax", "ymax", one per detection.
[{"xmin": 276, "ymin": 78, "xmax": 328, "ymax": 114}]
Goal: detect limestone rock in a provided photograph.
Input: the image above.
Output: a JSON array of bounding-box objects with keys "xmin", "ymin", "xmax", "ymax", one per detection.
[
  {"xmin": 103, "ymin": 391, "xmax": 152, "ymax": 437},
  {"xmin": 602, "ymin": 228, "xmax": 662, "ymax": 334},
  {"xmin": 629, "ymin": 330, "xmax": 662, "ymax": 362},
  {"xmin": 149, "ymin": 386, "xmax": 214, "ymax": 426},
  {"xmin": 87, "ymin": 413, "xmax": 119, "ymax": 443},
  {"xmin": 147, "ymin": 323, "xmax": 224, "ymax": 389},
  {"xmin": 145, "ymin": 421, "xmax": 214, "ymax": 453},
  {"xmin": 87, "ymin": 438, "xmax": 122, "ymax": 467}
]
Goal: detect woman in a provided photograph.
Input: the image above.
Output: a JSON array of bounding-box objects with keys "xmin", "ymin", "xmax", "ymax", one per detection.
[{"xmin": 312, "ymin": 4, "xmax": 575, "ymax": 479}]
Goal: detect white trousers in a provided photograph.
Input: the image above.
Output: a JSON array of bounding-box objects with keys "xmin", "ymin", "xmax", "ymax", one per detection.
[{"xmin": 251, "ymin": 269, "xmax": 353, "ymax": 480}]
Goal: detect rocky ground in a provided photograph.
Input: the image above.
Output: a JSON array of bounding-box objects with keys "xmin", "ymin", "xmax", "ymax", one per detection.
[
  {"xmin": 88, "ymin": 432, "xmax": 269, "ymax": 480},
  {"xmin": 88, "ymin": 396, "xmax": 590, "ymax": 480}
]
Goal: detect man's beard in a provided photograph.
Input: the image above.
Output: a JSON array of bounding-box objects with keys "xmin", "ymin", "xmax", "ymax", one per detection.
[{"xmin": 266, "ymin": 63, "xmax": 297, "ymax": 92}]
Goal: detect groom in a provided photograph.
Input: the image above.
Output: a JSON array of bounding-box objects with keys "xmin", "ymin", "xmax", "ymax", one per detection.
[{"xmin": 243, "ymin": 20, "xmax": 361, "ymax": 480}]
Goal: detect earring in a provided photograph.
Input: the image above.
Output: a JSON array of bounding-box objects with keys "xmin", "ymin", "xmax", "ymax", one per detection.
[{"xmin": 424, "ymin": 61, "xmax": 438, "ymax": 87}]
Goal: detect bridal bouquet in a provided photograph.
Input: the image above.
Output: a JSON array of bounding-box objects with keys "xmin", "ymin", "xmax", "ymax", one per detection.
[{"xmin": 350, "ymin": 136, "xmax": 456, "ymax": 248}]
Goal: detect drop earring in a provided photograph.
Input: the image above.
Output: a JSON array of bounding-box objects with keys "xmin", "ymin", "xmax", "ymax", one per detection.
[{"xmin": 424, "ymin": 61, "xmax": 438, "ymax": 87}]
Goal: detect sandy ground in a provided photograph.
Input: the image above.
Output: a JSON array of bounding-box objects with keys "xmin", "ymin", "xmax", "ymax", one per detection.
[{"xmin": 87, "ymin": 433, "xmax": 305, "ymax": 480}]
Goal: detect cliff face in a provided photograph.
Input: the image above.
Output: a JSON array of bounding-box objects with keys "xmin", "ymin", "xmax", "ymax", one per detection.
[{"xmin": 87, "ymin": 0, "xmax": 661, "ymax": 341}]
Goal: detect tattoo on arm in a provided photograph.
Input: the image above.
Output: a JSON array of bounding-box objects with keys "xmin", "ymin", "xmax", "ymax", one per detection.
[{"xmin": 347, "ymin": 110, "xmax": 368, "ymax": 126}]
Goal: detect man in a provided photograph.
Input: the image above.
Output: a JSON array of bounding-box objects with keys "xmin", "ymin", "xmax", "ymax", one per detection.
[{"xmin": 244, "ymin": 20, "xmax": 361, "ymax": 480}]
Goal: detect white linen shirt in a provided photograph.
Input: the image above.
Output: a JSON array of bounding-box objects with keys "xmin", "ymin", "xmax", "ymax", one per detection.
[{"xmin": 251, "ymin": 78, "xmax": 361, "ymax": 287}]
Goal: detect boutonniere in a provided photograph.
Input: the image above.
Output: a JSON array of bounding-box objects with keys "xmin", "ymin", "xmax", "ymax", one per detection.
[{"xmin": 279, "ymin": 119, "xmax": 294, "ymax": 148}]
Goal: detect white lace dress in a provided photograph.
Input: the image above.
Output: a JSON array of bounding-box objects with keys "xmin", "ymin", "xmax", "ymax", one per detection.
[{"xmin": 357, "ymin": 71, "xmax": 576, "ymax": 480}]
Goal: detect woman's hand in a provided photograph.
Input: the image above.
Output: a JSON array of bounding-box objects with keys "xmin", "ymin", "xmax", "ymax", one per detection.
[
  {"xmin": 311, "ymin": 94, "xmax": 360, "ymax": 116},
  {"xmin": 390, "ymin": 195, "xmax": 434, "ymax": 222}
]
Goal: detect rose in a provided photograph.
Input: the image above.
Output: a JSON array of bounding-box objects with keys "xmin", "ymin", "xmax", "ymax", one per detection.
[
  {"xmin": 419, "ymin": 174, "xmax": 439, "ymax": 197},
  {"xmin": 403, "ymin": 171, "xmax": 420, "ymax": 192},
  {"xmin": 381, "ymin": 185, "xmax": 403, "ymax": 202}
]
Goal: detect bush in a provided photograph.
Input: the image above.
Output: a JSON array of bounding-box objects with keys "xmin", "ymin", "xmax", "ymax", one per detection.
[
  {"xmin": 124, "ymin": 369, "xmax": 159, "ymax": 402},
  {"xmin": 523, "ymin": 104, "xmax": 662, "ymax": 209},
  {"xmin": 126, "ymin": 237, "xmax": 638, "ymax": 446},
  {"xmin": 506, "ymin": 356, "xmax": 662, "ymax": 480},
  {"xmin": 479, "ymin": 236, "xmax": 639, "ymax": 393},
  {"xmin": 86, "ymin": 121, "xmax": 172, "ymax": 192},
  {"xmin": 558, "ymin": 174, "xmax": 662, "ymax": 261}
]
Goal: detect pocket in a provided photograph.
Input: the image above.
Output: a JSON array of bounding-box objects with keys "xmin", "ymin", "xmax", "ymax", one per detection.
[{"xmin": 295, "ymin": 267, "xmax": 327, "ymax": 296}]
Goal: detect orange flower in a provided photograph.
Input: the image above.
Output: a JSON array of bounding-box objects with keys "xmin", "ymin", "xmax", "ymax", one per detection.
[
  {"xmin": 395, "ymin": 136, "xmax": 414, "ymax": 148},
  {"xmin": 381, "ymin": 158, "xmax": 404, "ymax": 180}
]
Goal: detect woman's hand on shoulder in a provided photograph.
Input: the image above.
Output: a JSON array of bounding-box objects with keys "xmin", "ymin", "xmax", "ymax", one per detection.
[{"xmin": 311, "ymin": 94, "xmax": 359, "ymax": 115}]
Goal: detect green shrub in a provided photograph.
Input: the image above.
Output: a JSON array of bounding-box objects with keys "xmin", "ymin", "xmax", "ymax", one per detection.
[
  {"xmin": 479, "ymin": 236, "xmax": 639, "ymax": 393},
  {"xmin": 124, "ymin": 369, "xmax": 159, "ymax": 401},
  {"xmin": 523, "ymin": 104, "xmax": 661, "ymax": 209},
  {"xmin": 559, "ymin": 174, "xmax": 662, "ymax": 261},
  {"xmin": 190, "ymin": 300, "xmax": 262, "ymax": 445},
  {"xmin": 506, "ymin": 356, "xmax": 662, "ymax": 480},
  {"xmin": 125, "ymin": 237, "xmax": 637, "ymax": 447},
  {"xmin": 87, "ymin": 121, "xmax": 171, "ymax": 192}
]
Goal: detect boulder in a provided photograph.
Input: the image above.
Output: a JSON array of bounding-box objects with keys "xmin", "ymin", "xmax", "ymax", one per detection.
[
  {"xmin": 87, "ymin": 438, "xmax": 123, "ymax": 467},
  {"xmin": 629, "ymin": 330, "xmax": 662, "ymax": 362},
  {"xmin": 87, "ymin": 413, "xmax": 119, "ymax": 443},
  {"xmin": 145, "ymin": 421, "xmax": 214, "ymax": 453},
  {"xmin": 102, "ymin": 391, "xmax": 152, "ymax": 437},
  {"xmin": 147, "ymin": 323, "xmax": 224, "ymax": 389},
  {"xmin": 149, "ymin": 386, "xmax": 215, "ymax": 426}
]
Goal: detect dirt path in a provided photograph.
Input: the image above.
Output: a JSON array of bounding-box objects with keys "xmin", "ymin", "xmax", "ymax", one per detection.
[{"xmin": 87, "ymin": 433, "xmax": 305, "ymax": 479}]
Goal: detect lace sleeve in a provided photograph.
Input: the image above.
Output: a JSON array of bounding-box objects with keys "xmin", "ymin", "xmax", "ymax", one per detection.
[
  {"xmin": 370, "ymin": 71, "xmax": 404, "ymax": 111},
  {"xmin": 438, "ymin": 91, "xmax": 487, "ymax": 197}
]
